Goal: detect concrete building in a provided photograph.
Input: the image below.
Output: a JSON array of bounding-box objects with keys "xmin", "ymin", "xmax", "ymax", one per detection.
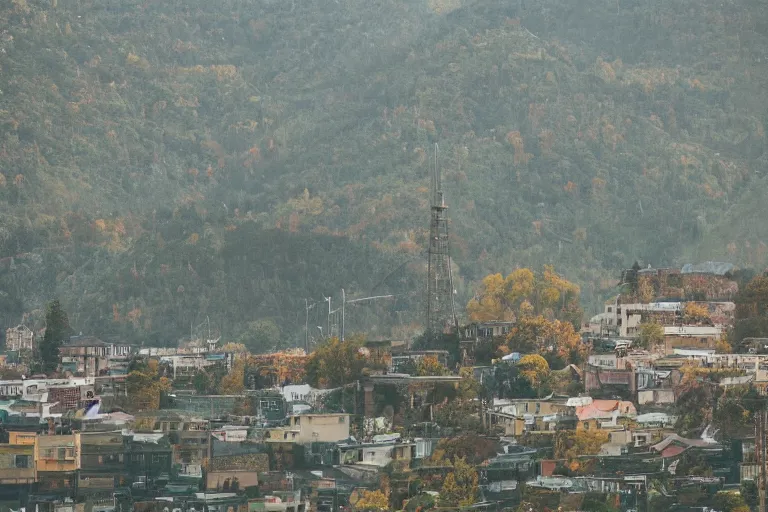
[
  {"xmin": 59, "ymin": 337, "xmax": 112, "ymax": 377},
  {"xmin": 35, "ymin": 433, "xmax": 80, "ymax": 496},
  {"xmin": 0, "ymin": 432, "xmax": 35, "ymax": 485},
  {"xmin": 5, "ymin": 325, "xmax": 34, "ymax": 352},
  {"xmin": 663, "ymin": 326, "xmax": 723, "ymax": 354},
  {"xmin": 265, "ymin": 414, "xmax": 350, "ymax": 443}
]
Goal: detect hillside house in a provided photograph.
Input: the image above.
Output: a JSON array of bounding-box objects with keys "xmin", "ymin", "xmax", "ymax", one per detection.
[
  {"xmin": 575, "ymin": 400, "xmax": 637, "ymax": 430},
  {"xmin": 59, "ymin": 337, "xmax": 112, "ymax": 377},
  {"xmin": 265, "ymin": 414, "xmax": 350, "ymax": 444},
  {"xmin": 77, "ymin": 431, "xmax": 125, "ymax": 497},
  {"xmin": 34, "ymin": 433, "xmax": 79, "ymax": 496},
  {"xmin": 5, "ymin": 325, "xmax": 34, "ymax": 353},
  {"xmin": 0, "ymin": 432, "xmax": 35, "ymax": 485}
]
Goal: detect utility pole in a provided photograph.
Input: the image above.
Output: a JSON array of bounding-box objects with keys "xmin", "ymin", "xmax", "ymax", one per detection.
[
  {"xmin": 304, "ymin": 299, "xmax": 315, "ymax": 353},
  {"xmin": 761, "ymin": 407, "xmax": 767, "ymax": 512},
  {"xmin": 341, "ymin": 289, "xmax": 346, "ymax": 342},
  {"xmin": 324, "ymin": 296, "xmax": 332, "ymax": 338}
]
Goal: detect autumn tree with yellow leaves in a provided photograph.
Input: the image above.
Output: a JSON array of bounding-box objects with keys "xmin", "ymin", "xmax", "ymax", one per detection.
[
  {"xmin": 467, "ymin": 266, "xmax": 585, "ymax": 367},
  {"xmin": 467, "ymin": 266, "xmax": 582, "ymax": 327},
  {"xmin": 127, "ymin": 359, "xmax": 172, "ymax": 411},
  {"xmin": 440, "ymin": 457, "xmax": 479, "ymax": 507},
  {"xmin": 353, "ymin": 490, "xmax": 389, "ymax": 511},
  {"xmin": 517, "ymin": 354, "xmax": 550, "ymax": 392},
  {"xmin": 553, "ymin": 430, "xmax": 609, "ymax": 473},
  {"xmin": 684, "ymin": 302, "xmax": 711, "ymax": 323},
  {"xmin": 218, "ymin": 358, "xmax": 246, "ymax": 394},
  {"xmin": 415, "ymin": 355, "xmax": 450, "ymax": 376},
  {"xmin": 305, "ymin": 336, "xmax": 367, "ymax": 388}
]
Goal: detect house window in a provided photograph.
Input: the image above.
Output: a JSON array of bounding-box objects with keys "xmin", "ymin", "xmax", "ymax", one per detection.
[
  {"xmin": 294, "ymin": 417, "xmax": 300, "ymax": 425},
  {"xmin": 607, "ymin": 307, "xmax": 612, "ymax": 313},
  {"xmin": 524, "ymin": 403, "xmax": 529, "ymax": 413},
  {"xmin": 535, "ymin": 403, "xmax": 541, "ymax": 414},
  {"xmin": 169, "ymin": 422, "xmax": 179, "ymax": 431},
  {"xmin": 14, "ymin": 455, "xmax": 30, "ymax": 468},
  {"xmin": 583, "ymin": 422, "xmax": 590, "ymax": 430}
]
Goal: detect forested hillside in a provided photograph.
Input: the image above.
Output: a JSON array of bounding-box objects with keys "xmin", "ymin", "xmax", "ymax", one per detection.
[{"xmin": 0, "ymin": 0, "xmax": 765, "ymax": 345}]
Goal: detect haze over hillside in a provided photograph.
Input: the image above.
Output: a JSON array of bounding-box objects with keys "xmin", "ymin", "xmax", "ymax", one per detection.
[{"xmin": 0, "ymin": 0, "xmax": 765, "ymax": 345}]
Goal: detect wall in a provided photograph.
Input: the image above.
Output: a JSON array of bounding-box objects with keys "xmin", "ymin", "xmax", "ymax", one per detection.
[
  {"xmin": 293, "ymin": 414, "xmax": 350, "ymax": 443},
  {"xmin": 207, "ymin": 453, "xmax": 268, "ymax": 490},
  {"xmin": 585, "ymin": 367, "xmax": 636, "ymax": 394},
  {"xmin": 9, "ymin": 432, "xmax": 36, "ymax": 445},
  {"xmin": 664, "ymin": 335, "xmax": 718, "ymax": 354},
  {"xmin": 637, "ymin": 389, "xmax": 675, "ymax": 405},
  {"xmin": 494, "ymin": 400, "xmax": 564, "ymax": 417},
  {"xmin": 206, "ymin": 470, "xmax": 259, "ymax": 491}
]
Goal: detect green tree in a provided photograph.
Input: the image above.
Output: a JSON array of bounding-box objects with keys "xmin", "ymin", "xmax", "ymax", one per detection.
[
  {"xmin": 712, "ymin": 490, "xmax": 750, "ymax": 512},
  {"xmin": 237, "ymin": 319, "xmax": 282, "ymax": 354},
  {"xmin": 637, "ymin": 322, "xmax": 664, "ymax": 349},
  {"xmin": 741, "ymin": 480, "xmax": 758, "ymax": 511},
  {"xmin": 439, "ymin": 457, "xmax": 478, "ymax": 507},
  {"xmin": 193, "ymin": 370, "xmax": 213, "ymax": 394},
  {"xmin": 38, "ymin": 299, "xmax": 73, "ymax": 375},
  {"xmin": 674, "ymin": 381, "xmax": 714, "ymax": 436}
]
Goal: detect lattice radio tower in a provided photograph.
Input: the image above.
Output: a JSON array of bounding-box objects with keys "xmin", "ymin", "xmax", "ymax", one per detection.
[{"xmin": 426, "ymin": 143, "xmax": 457, "ymax": 338}]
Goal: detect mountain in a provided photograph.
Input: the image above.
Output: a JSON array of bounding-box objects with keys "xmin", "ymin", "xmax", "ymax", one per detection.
[{"xmin": 0, "ymin": 0, "xmax": 765, "ymax": 344}]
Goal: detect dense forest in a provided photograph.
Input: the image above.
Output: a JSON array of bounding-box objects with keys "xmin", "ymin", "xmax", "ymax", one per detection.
[{"xmin": 0, "ymin": 0, "xmax": 766, "ymax": 345}]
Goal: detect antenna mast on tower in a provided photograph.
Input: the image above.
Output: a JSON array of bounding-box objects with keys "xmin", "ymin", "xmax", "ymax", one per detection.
[{"xmin": 426, "ymin": 143, "xmax": 457, "ymax": 339}]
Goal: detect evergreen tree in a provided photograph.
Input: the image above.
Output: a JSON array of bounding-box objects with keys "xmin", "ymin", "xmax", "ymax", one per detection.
[{"xmin": 38, "ymin": 300, "xmax": 73, "ymax": 375}]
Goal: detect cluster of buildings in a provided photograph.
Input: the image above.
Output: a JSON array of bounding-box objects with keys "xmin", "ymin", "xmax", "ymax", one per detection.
[{"xmin": 0, "ymin": 262, "xmax": 762, "ymax": 511}]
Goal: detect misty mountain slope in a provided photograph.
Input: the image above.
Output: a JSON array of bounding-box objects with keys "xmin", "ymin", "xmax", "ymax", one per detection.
[{"xmin": 0, "ymin": 0, "xmax": 765, "ymax": 341}]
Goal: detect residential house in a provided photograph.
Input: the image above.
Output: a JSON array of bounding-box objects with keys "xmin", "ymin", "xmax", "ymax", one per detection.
[
  {"xmin": 77, "ymin": 431, "xmax": 126, "ymax": 498},
  {"xmin": 59, "ymin": 336, "xmax": 112, "ymax": 377},
  {"xmin": 5, "ymin": 325, "xmax": 34, "ymax": 352},
  {"xmin": 459, "ymin": 322, "xmax": 515, "ymax": 365},
  {"xmin": 0, "ymin": 432, "xmax": 35, "ymax": 485},
  {"xmin": 139, "ymin": 410, "xmax": 210, "ymax": 474},
  {"xmin": 599, "ymin": 300, "xmax": 681, "ymax": 337},
  {"xmin": 650, "ymin": 434, "xmax": 719, "ymax": 458},
  {"xmin": 125, "ymin": 433, "xmax": 173, "ymax": 491},
  {"xmin": 265, "ymin": 414, "xmax": 350, "ymax": 444},
  {"xmin": 664, "ymin": 326, "xmax": 723, "ymax": 354},
  {"xmin": 486, "ymin": 398, "xmax": 571, "ymax": 435},
  {"xmin": 338, "ymin": 434, "xmax": 414, "ymax": 468},
  {"xmin": 574, "ymin": 400, "xmax": 636, "ymax": 431},
  {"xmin": 34, "ymin": 433, "xmax": 80, "ymax": 497}
]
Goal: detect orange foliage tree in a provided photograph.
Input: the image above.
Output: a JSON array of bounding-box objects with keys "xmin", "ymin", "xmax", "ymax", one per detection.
[{"xmin": 467, "ymin": 266, "xmax": 581, "ymax": 326}]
